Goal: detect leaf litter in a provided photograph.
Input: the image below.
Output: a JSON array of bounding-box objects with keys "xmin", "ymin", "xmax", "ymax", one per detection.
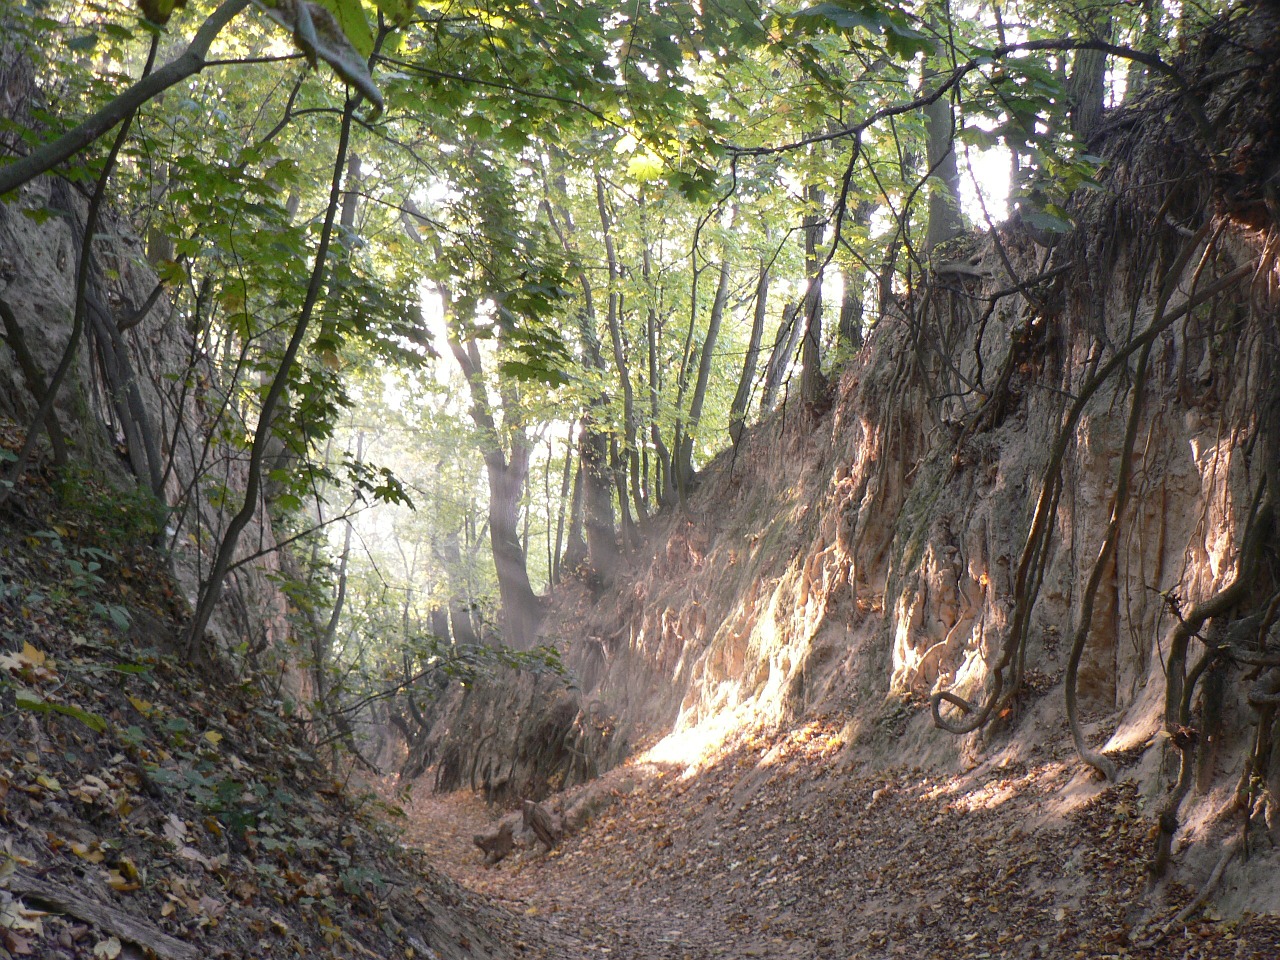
[
  {"xmin": 0, "ymin": 451, "xmax": 534, "ymax": 959},
  {"xmin": 388, "ymin": 716, "xmax": 1280, "ymax": 959}
]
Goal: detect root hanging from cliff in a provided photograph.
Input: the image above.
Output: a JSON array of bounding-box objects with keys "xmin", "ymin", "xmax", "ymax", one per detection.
[{"xmin": 1150, "ymin": 487, "xmax": 1274, "ymax": 880}]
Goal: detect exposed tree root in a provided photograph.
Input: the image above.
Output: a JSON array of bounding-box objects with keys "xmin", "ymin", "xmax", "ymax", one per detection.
[
  {"xmin": 1138, "ymin": 837, "xmax": 1241, "ymax": 949},
  {"xmin": 1063, "ymin": 334, "xmax": 1153, "ymax": 781},
  {"xmin": 932, "ymin": 223, "xmax": 1252, "ymax": 737},
  {"xmin": 1150, "ymin": 489, "xmax": 1273, "ymax": 880}
]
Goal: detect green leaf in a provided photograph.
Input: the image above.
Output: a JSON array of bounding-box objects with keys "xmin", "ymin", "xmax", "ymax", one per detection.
[
  {"xmin": 883, "ymin": 16, "xmax": 934, "ymax": 58},
  {"xmin": 373, "ymin": 0, "xmax": 414, "ymax": 28},
  {"xmin": 137, "ymin": 0, "xmax": 187, "ymax": 26},
  {"xmin": 310, "ymin": 0, "xmax": 375, "ymax": 58},
  {"xmin": 498, "ymin": 358, "xmax": 571, "ymax": 387},
  {"xmin": 1021, "ymin": 209, "xmax": 1072, "ymax": 234},
  {"xmin": 795, "ymin": 2, "xmax": 884, "ymax": 34},
  {"xmin": 255, "ymin": 0, "xmax": 383, "ymax": 117},
  {"xmin": 15, "ymin": 690, "xmax": 108, "ymax": 733},
  {"xmin": 624, "ymin": 150, "xmax": 665, "ymax": 182},
  {"xmin": 110, "ymin": 663, "xmax": 153, "ymax": 675},
  {"xmin": 21, "ymin": 206, "xmax": 55, "ymax": 225}
]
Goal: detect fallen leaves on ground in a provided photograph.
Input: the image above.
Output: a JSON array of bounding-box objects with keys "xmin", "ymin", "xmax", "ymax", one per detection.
[
  {"xmin": 0, "ymin": 453, "xmax": 529, "ymax": 959},
  {"xmin": 388, "ymin": 718, "xmax": 1280, "ymax": 960}
]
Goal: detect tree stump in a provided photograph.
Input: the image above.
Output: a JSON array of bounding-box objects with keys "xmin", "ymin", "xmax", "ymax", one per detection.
[
  {"xmin": 472, "ymin": 819, "xmax": 515, "ymax": 866},
  {"xmin": 522, "ymin": 799, "xmax": 563, "ymax": 851}
]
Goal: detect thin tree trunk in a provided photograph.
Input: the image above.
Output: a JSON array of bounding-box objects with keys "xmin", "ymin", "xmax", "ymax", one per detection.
[
  {"xmin": 800, "ymin": 185, "xmax": 827, "ymax": 405},
  {"xmin": 609, "ymin": 436, "xmax": 636, "ymax": 549},
  {"xmin": 552, "ymin": 436, "xmax": 574, "ymax": 584},
  {"xmin": 0, "ymin": 298, "xmax": 68, "ymax": 466},
  {"xmin": 542, "ymin": 160, "xmax": 618, "ymax": 577},
  {"xmin": 668, "ymin": 219, "xmax": 708, "ymax": 501},
  {"xmin": 729, "ymin": 259, "xmax": 769, "ymax": 443},
  {"xmin": 340, "ymin": 153, "xmax": 362, "ymax": 243},
  {"xmin": 676, "ymin": 207, "xmax": 734, "ymax": 492},
  {"xmin": 596, "ymin": 174, "xmax": 644, "ymax": 526},
  {"xmin": 1124, "ymin": 0, "xmax": 1163, "ymax": 99},
  {"xmin": 564, "ymin": 453, "xmax": 587, "ymax": 572},
  {"xmin": 186, "ymin": 94, "xmax": 358, "ymax": 656},
  {"xmin": 437, "ymin": 526, "xmax": 482, "ymax": 646},
  {"xmin": 643, "ymin": 247, "xmax": 673, "ymax": 504},
  {"xmin": 314, "ymin": 509, "xmax": 353, "ymax": 717},
  {"xmin": 760, "ymin": 301, "xmax": 801, "ymax": 414}
]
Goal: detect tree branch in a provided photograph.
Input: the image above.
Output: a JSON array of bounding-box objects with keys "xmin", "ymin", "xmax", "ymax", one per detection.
[{"xmin": 0, "ymin": 0, "xmax": 252, "ymax": 197}]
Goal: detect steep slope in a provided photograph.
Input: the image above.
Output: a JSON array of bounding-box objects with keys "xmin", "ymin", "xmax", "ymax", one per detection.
[
  {"xmin": 0, "ymin": 457, "xmax": 581, "ymax": 959},
  {"xmin": 417, "ymin": 2, "xmax": 1280, "ymax": 909}
]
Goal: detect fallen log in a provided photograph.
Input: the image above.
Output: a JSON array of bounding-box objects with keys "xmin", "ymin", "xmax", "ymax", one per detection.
[
  {"xmin": 522, "ymin": 799, "xmax": 563, "ymax": 851},
  {"xmin": 472, "ymin": 818, "xmax": 516, "ymax": 866},
  {"xmin": 5, "ymin": 867, "xmax": 199, "ymax": 960}
]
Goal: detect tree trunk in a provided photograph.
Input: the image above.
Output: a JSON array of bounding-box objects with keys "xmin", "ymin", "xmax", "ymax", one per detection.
[
  {"xmin": 836, "ymin": 201, "xmax": 872, "ymax": 357},
  {"xmin": 1069, "ymin": 15, "xmax": 1112, "ymax": 139},
  {"xmin": 675, "ymin": 209, "xmax": 734, "ymax": 493},
  {"xmin": 1124, "ymin": 0, "xmax": 1164, "ymax": 99},
  {"xmin": 579, "ymin": 415, "xmax": 617, "ymax": 578},
  {"xmin": 729, "ymin": 259, "xmax": 769, "ymax": 443},
  {"xmin": 643, "ymin": 247, "xmax": 673, "ymax": 505},
  {"xmin": 669, "ymin": 218, "xmax": 708, "ymax": 502},
  {"xmin": 838, "ymin": 269, "xmax": 865, "ymax": 355},
  {"xmin": 339, "ymin": 153, "xmax": 361, "ymax": 244},
  {"xmin": 800, "ymin": 185, "xmax": 827, "ymax": 405},
  {"xmin": 923, "ymin": 12, "xmax": 964, "ymax": 256},
  {"xmin": 446, "ymin": 333, "xmax": 542, "ymax": 647},
  {"xmin": 563, "ymin": 453, "xmax": 588, "ymax": 572},
  {"xmin": 186, "ymin": 95, "xmax": 357, "ymax": 656},
  {"xmin": 542, "ymin": 160, "xmax": 619, "ymax": 578},
  {"xmin": 596, "ymin": 174, "xmax": 645, "ymax": 526},
  {"xmin": 552, "ymin": 438, "xmax": 574, "ymax": 584},
  {"xmin": 439, "ymin": 528, "xmax": 482, "ymax": 646},
  {"xmin": 760, "ymin": 301, "xmax": 801, "ymax": 414}
]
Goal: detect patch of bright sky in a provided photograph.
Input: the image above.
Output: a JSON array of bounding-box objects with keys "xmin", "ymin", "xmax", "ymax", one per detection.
[{"xmin": 961, "ymin": 142, "xmax": 1011, "ymax": 225}]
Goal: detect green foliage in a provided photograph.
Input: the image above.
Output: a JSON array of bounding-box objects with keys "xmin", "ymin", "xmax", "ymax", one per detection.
[
  {"xmin": 256, "ymin": 0, "xmax": 384, "ymax": 116},
  {"xmin": 13, "ymin": 688, "xmax": 108, "ymax": 732},
  {"xmin": 54, "ymin": 466, "xmax": 164, "ymax": 546},
  {"xmin": 400, "ymin": 631, "xmax": 566, "ymax": 688},
  {"xmin": 14, "ymin": 528, "xmax": 132, "ymax": 631},
  {"xmin": 793, "ymin": 1, "xmax": 936, "ymax": 59}
]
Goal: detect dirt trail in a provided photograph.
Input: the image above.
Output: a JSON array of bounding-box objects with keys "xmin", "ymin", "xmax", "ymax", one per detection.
[{"xmin": 385, "ymin": 720, "xmax": 1280, "ymax": 960}]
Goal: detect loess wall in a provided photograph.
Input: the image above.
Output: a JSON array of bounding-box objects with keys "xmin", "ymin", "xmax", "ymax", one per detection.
[
  {"xmin": 0, "ymin": 178, "xmax": 293, "ymax": 669},
  {"xmin": 526, "ymin": 5, "xmax": 1280, "ymax": 826}
]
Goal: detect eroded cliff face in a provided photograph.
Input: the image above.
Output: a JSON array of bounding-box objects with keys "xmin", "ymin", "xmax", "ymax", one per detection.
[
  {"xmin": 561, "ymin": 6, "xmax": 1280, "ymax": 761},
  {"xmin": 419, "ymin": 11, "xmax": 1280, "ymax": 895},
  {"xmin": 0, "ymin": 178, "xmax": 292, "ymax": 668}
]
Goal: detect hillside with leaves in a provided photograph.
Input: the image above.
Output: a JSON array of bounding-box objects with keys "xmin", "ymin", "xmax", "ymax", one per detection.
[{"xmin": 0, "ymin": 448, "xmax": 561, "ymax": 959}]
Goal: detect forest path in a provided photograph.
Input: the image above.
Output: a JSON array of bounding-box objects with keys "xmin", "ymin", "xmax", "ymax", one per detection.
[{"xmin": 384, "ymin": 718, "xmax": 1280, "ymax": 959}]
